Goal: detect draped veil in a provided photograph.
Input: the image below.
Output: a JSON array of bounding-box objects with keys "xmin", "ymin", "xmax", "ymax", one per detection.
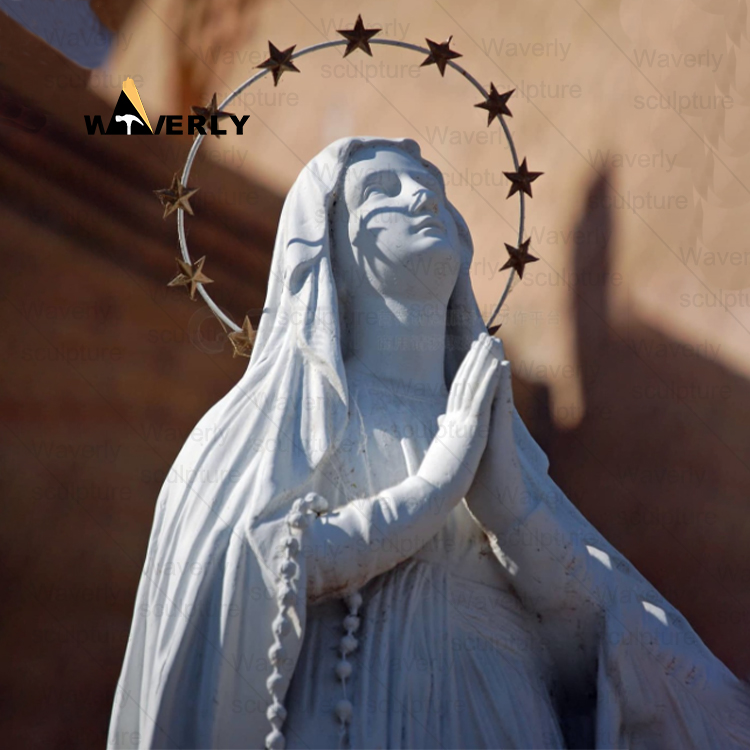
[
  {"xmin": 108, "ymin": 137, "xmax": 483, "ymax": 749},
  {"xmin": 109, "ymin": 137, "xmax": 750, "ymax": 750}
]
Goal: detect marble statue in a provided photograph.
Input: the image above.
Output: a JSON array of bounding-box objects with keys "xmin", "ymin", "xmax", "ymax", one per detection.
[{"xmin": 108, "ymin": 137, "xmax": 750, "ymax": 749}]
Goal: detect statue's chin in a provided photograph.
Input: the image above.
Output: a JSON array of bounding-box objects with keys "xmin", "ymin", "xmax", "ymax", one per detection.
[{"xmin": 404, "ymin": 232, "xmax": 462, "ymax": 266}]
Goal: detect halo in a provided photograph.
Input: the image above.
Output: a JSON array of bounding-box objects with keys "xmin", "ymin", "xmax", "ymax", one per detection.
[{"xmin": 162, "ymin": 24, "xmax": 541, "ymax": 347}]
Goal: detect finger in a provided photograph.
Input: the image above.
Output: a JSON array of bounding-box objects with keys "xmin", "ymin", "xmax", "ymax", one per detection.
[
  {"xmin": 460, "ymin": 335, "xmax": 493, "ymax": 411},
  {"xmin": 499, "ymin": 360, "xmax": 513, "ymax": 410},
  {"xmin": 491, "ymin": 361, "xmax": 516, "ymax": 448},
  {"xmin": 489, "ymin": 336, "xmax": 506, "ymax": 361},
  {"xmin": 448, "ymin": 344, "xmax": 477, "ymax": 412},
  {"xmin": 448, "ymin": 334, "xmax": 485, "ymax": 412},
  {"xmin": 488, "ymin": 337, "xmax": 505, "ymax": 362},
  {"xmin": 468, "ymin": 357, "xmax": 501, "ymax": 419},
  {"xmin": 470, "ymin": 357, "xmax": 501, "ymax": 421}
]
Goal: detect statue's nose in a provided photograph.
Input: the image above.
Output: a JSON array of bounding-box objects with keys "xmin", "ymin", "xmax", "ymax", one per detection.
[{"xmin": 407, "ymin": 181, "xmax": 439, "ymax": 215}]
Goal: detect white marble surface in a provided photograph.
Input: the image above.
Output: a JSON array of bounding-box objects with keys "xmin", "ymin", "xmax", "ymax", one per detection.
[{"xmin": 108, "ymin": 137, "xmax": 750, "ymax": 749}]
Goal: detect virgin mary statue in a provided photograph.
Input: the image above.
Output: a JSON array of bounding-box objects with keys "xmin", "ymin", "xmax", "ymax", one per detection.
[{"xmin": 109, "ymin": 137, "xmax": 750, "ymax": 750}]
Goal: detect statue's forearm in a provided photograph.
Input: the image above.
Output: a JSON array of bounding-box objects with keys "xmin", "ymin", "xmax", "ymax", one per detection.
[{"xmin": 302, "ymin": 473, "xmax": 458, "ymax": 604}]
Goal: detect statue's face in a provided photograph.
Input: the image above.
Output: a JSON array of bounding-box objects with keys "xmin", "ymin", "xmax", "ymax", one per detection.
[{"xmin": 334, "ymin": 144, "xmax": 462, "ymax": 301}]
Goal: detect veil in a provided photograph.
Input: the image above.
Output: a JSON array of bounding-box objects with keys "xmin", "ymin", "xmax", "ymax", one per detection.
[
  {"xmin": 108, "ymin": 137, "xmax": 750, "ymax": 750},
  {"xmin": 107, "ymin": 137, "xmax": 486, "ymax": 749}
]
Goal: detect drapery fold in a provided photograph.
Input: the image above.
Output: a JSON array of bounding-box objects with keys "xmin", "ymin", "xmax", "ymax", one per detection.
[
  {"xmin": 108, "ymin": 136, "xmax": 750, "ymax": 750},
  {"xmin": 108, "ymin": 136, "xmax": 479, "ymax": 748}
]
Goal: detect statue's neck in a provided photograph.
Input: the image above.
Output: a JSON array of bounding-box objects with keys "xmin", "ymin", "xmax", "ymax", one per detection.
[{"xmin": 341, "ymin": 291, "xmax": 448, "ymax": 399}]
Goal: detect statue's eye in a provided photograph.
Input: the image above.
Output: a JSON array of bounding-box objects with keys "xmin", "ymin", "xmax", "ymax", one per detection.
[
  {"xmin": 362, "ymin": 184, "xmax": 384, "ymax": 200},
  {"xmin": 362, "ymin": 173, "xmax": 399, "ymax": 201}
]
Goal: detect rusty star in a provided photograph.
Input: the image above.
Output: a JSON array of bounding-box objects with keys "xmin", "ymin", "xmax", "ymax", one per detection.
[
  {"xmin": 154, "ymin": 173, "xmax": 200, "ymax": 218},
  {"xmin": 420, "ymin": 35, "xmax": 462, "ymax": 77},
  {"xmin": 227, "ymin": 315, "xmax": 257, "ymax": 358},
  {"xmin": 256, "ymin": 42, "xmax": 300, "ymax": 86},
  {"xmin": 167, "ymin": 256, "xmax": 214, "ymax": 301},
  {"xmin": 191, "ymin": 93, "xmax": 235, "ymax": 139},
  {"xmin": 337, "ymin": 15, "xmax": 381, "ymax": 57},
  {"xmin": 503, "ymin": 158, "xmax": 543, "ymax": 199},
  {"xmin": 475, "ymin": 83, "xmax": 515, "ymax": 126},
  {"xmin": 500, "ymin": 239, "xmax": 539, "ymax": 279}
]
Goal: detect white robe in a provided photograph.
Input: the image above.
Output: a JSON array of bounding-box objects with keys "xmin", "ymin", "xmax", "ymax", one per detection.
[
  {"xmin": 284, "ymin": 372, "xmax": 565, "ymax": 748},
  {"xmin": 107, "ymin": 136, "xmax": 750, "ymax": 749}
]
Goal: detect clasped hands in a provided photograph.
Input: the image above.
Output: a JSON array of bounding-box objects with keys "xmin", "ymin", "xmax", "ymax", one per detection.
[{"xmin": 417, "ymin": 332, "xmax": 516, "ymax": 516}]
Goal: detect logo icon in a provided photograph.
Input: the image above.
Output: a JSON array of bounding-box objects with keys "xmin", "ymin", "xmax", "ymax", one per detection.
[
  {"xmin": 107, "ymin": 77, "xmax": 152, "ymax": 134},
  {"xmin": 84, "ymin": 77, "xmax": 153, "ymax": 135}
]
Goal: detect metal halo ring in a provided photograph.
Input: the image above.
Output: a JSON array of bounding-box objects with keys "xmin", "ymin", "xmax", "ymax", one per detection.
[{"xmin": 176, "ymin": 37, "xmax": 525, "ymax": 333}]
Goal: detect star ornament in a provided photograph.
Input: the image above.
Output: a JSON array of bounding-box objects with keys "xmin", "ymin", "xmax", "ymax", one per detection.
[
  {"xmin": 154, "ymin": 174, "xmax": 200, "ymax": 219},
  {"xmin": 503, "ymin": 158, "xmax": 543, "ymax": 199},
  {"xmin": 167, "ymin": 256, "xmax": 214, "ymax": 301},
  {"xmin": 256, "ymin": 42, "xmax": 300, "ymax": 86},
  {"xmin": 337, "ymin": 15, "xmax": 381, "ymax": 57},
  {"xmin": 475, "ymin": 84, "xmax": 515, "ymax": 126},
  {"xmin": 500, "ymin": 238, "xmax": 539, "ymax": 279},
  {"xmin": 227, "ymin": 315, "xmax": 257, "ymax": 358},
  {"xmin": 191, "ymin": 93, "xmax": 235, "ymax": 138},
  {"xmin": 420, "ymin": 35, "xmax": 462, "ymax": 77}
]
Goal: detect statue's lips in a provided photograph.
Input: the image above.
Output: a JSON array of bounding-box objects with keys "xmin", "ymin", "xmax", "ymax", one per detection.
[{"xmin": 411, "ymin": 216, "xmax": 445, "ymax": 233}]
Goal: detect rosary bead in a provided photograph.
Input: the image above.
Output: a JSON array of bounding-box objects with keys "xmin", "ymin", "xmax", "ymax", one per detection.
[
  {"xmin": 266, "ymin": 670, "xmax": 284, "ymax": 694},
  {"xmin": 273, "ymin": 616, "xmax": 291, "ymax": 638},
  {"xmin": 345, "ymin": 592, "xmax": 363, "ymax": 612},
  {"xmin": 267, "ymin": 702, "xmax": 287, "ymax": 723},
  {"xmin": 335, "ymin": 659, "xmax": 352, "ymax": 680},
  {"xmin": 340, "ymin": 634, "xmax": 358, "ymax": 654},
  {"xmin": 343, "ymin": 615, "xmax": 360, "ymax": 633},
  {"xmin": 335, "ymin": 699, "xmax": 353, "ymax": 723},
  {"xmin": 269, "ymin": 643, "xmax": 286, "ymax": 666},
  {"xmin": 311, "ymin": 495, "xmax": 329, "ymax": 513},
  {"xmin": 265, "ymin": 728, "xmax": 285, "ymax": 750}
]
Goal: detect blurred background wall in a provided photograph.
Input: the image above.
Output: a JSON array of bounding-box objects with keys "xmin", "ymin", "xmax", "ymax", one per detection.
[{"xmin": 0, "ymin": 0, "xmax": 748, "ymax": 746}]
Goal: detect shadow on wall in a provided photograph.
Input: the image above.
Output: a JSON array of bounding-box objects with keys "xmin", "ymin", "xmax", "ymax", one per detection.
[{"xmin": 513, "ymin": 170, "xmax": 750, "ymax": 678}]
